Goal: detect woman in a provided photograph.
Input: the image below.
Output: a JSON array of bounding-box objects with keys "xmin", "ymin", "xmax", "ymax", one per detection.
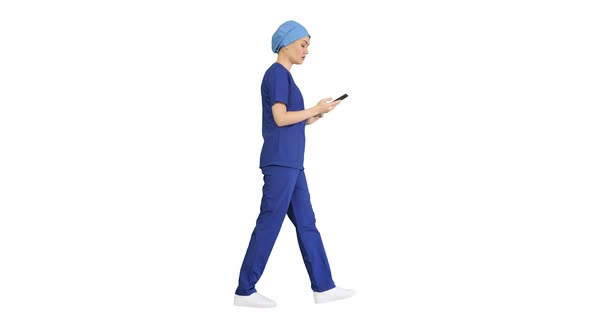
[{"xmin": 234, "ymin": 20, "xmax": 355, "ymax": 308}]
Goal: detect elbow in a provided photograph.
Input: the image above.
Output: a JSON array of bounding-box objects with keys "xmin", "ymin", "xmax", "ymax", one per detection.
[{"xmin": 274, "ymin": 117, "xmax": 286, "ymax": 127}]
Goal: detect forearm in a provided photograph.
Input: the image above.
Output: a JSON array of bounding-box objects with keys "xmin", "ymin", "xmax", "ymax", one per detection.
[{"xmin": 274, "ymin": 106, "xmax": 319, "ymax": 127}]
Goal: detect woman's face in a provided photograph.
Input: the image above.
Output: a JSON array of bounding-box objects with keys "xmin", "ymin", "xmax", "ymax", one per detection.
[{"xmin": 285, "ymin": 36, "xmax": 310, "ymax": 65}]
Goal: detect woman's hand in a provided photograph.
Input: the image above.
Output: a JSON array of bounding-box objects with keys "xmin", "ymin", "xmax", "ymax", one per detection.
[
  {"xmin": 306, "ymin": 97, "xmax": 340, "ymax": 125},
  {"xmin": 315, "ymin": 97, "xmax": 341, "ymax": 115},
  {"xmin": 306, "ymin": 113, "xmax": 323, "ymax": 125}
]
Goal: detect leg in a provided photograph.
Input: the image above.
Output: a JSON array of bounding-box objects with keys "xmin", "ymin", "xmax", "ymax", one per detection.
[
  {"xmin": 235, "ymin": 166, "xmax": 299, "ymax": 296},
  {"xmin": 286, "ymin": 170, "xmax": 336, "ymax": 292}
]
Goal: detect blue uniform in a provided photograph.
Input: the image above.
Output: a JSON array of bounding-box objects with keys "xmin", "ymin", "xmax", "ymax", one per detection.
[
  {"xmin": 235, "ymin": 63, "xmax": 335, "ymax": 296},
  {"xmin": 259, "ymin": 62, "xmax": 306, "ymax": 170}
]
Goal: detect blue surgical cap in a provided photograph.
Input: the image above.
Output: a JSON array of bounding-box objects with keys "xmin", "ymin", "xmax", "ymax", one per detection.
[{"xmin": 271, "ymin": 20, "xmax": 310, "ymax": 53}]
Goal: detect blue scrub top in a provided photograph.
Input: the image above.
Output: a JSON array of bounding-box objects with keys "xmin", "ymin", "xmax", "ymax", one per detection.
[{"xmin": 259, "ymin": 63, "xmax": 306, "ymax": 170}]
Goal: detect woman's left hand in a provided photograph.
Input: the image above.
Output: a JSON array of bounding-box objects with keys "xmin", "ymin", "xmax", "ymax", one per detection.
[{"xmin": 306, "ymin": 113, "xmax": 323, "ymax": 125}]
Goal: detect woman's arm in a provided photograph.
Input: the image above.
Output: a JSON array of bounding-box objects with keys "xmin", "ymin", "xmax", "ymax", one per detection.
[
  {"xmin": 272, "ymin": 98, "xmax": 340, "ymax": 127},
  {"xmin": 272, "ymin": 103, "xmax": 317, "ymax": 127}
]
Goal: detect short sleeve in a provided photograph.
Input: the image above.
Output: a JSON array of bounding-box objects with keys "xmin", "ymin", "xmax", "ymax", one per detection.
[{"xmin": 269, "ymin": 67, "xmax": 290, "ymax": 107}]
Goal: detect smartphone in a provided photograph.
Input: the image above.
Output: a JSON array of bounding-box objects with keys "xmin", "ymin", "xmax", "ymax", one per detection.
[{"xmin": 332, "ymin": 93, "xmax": 348, "ymax": 102}]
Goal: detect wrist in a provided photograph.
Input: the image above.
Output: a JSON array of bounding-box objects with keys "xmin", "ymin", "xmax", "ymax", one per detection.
[{"xmin": 309, "ymin": 106, "xmax": 320, "ymax": 117}]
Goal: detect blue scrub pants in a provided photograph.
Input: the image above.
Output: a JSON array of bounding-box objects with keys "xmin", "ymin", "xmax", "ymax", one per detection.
[{"xmin": 235, "ymin": 166, "xmax": 336, "ymax": 296}]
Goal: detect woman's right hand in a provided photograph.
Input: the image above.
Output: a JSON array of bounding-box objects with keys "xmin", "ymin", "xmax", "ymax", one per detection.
[{"xmin": 315, "ymin": 97, "xmax": 341, "ymax": 115}]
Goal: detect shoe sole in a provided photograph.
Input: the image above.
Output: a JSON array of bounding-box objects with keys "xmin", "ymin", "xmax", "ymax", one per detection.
[
  {"xmin": 314, "ymin": 291, "xmax": 356, "ymax": 304},
  {"xmin": 234, "ymin": 298, "xmax": 277, "ymax": 308}
]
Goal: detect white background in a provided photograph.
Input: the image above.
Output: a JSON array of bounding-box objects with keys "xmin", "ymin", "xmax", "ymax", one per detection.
[{"xmin": 1, "ymin": 0, "xmax": 589, "ymax": 331}]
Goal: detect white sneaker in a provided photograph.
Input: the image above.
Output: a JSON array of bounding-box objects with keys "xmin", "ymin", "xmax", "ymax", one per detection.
[
  {"xmin": 313, "ymin": 286, "xmax": 355, "ymax": 304},
  {"xmin": 234, "ymin": 292, "xmax": 277, "ymax": 308}
]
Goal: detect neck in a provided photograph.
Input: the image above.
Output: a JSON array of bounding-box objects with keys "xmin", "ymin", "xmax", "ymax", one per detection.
[{"xmin": 276, "ymin": 53, "xmax": 292, "ymax": 71}]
